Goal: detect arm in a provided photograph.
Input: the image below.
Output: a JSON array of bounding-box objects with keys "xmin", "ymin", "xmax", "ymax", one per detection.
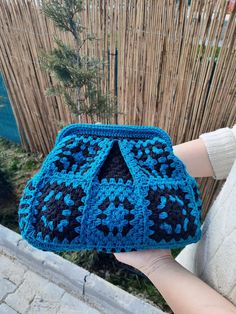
[
  {"xmin": 173, "ymin": 125, "xmax": 236, "ymax": 179},
  {"xmin": 143, "ymin": 255, "xmax": 236, "ymax": 314},
  {"xmin": 173, "ymin": 138, "xmax": 215, "ymax": 178},
  {"xmin": 114, "ymin": 251, "xmax": 236, "ymax": 314}
]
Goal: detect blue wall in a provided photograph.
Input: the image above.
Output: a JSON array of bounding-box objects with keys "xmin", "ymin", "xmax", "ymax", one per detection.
[{"xmin": 0, "ymin": 74, "xmax": 20, "ymax": 143}]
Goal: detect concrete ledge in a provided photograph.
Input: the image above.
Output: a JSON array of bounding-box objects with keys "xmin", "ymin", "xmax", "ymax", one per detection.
[{"xmin": 0, "ymin": 224, "xmax": 165, "ymax": 314}]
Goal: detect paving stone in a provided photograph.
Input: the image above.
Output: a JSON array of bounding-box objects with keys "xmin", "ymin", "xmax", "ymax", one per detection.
[
  {"xmin": 0, "ymin": 303, "xmax": 17, "ymax": 314},
  {"xmin": 5, "ymin": 288, "xmax": 31, "ymax": 313},
  {"xmin": 25, "ymin": 295, "xmax": 59, "ymax": 314},
  {"xmin": 0, "ymin": 253, "xmax": 27, "ymax": 285},
  {"xmin": 0, "ymin": 278, "xmax": 16, "ymax": 301},
  {"xmin": 5, "ymin": 270, "xmax": 50, "ymax": 313}
]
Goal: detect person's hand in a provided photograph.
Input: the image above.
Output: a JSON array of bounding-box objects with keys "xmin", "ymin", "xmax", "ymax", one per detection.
[{"xmin": 113, "ymin": 248, "xmax": 173, "ymax": 276}]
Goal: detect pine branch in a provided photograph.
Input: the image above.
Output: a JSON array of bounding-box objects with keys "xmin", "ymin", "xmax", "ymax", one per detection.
[{"xmin": 40, "ymin": 0, "xmax": 119, "ymax": 122}]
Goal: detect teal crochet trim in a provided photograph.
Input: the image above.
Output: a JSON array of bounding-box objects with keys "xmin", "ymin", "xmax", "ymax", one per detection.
[{"xmin": 18, "ymin": 123, "xmax": 202, "ymax": 253}]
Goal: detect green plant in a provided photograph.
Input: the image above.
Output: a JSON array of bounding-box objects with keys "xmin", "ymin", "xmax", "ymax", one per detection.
[
  {"xmin": 0, "ymin": 156, "xmax": 18, "ymax": 230},
  {"xmin": 0, "ymin": 162, "xmax": 15, "ymax": 203},
  {"xmin": 0, "ymin": 137, "xmax": 43, "ymax": 231},
  {"xmin": 40, "ymin": 0, "xmax": 121, "ymax": 123}
]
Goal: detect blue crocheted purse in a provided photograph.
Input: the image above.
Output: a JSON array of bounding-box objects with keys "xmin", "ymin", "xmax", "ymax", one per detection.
[{"xmin": 18, "ymin": 123, "xmax": 202, "ymax": 253}]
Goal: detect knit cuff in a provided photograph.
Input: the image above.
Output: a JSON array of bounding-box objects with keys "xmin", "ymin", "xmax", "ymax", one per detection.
[{"xmin": 199, "ymin": 126, "xmax": 236, "ymax": 180}]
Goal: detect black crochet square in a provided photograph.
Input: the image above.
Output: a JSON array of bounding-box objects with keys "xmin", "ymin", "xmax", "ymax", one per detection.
[
  {"xmin": 31, "ymin": 181, "xmax": 86, "ymax": 243},
  {"xmin": 52, "ymin": 135, "xmax": 102, "ymax": 175},
  {"xmin": 97, "ymin": 141, "xmax": 133, "ymax": 183},
  {"xmin": 131, "ymin": 138, "xmax": 175, "ymax": 178},
  {"xmin": 146, "ymin": 186, "xmax": 197, "ymax": 242}
]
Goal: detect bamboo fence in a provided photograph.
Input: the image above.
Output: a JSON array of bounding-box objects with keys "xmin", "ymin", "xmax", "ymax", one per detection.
[{"xmin": 0, "ymin": 0, "xmax": 235, "ymax": 218}]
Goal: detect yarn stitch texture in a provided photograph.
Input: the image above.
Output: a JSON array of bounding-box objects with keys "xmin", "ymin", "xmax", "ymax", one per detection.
[{"xmin": 18, "ymin": 123, "xmax": 202, "ymax": 253}]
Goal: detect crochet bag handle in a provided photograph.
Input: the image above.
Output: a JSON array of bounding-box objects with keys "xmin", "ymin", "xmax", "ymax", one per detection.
[{"xmin": 55, "ymin": 123, "xmax": 173, "ymax": 146}]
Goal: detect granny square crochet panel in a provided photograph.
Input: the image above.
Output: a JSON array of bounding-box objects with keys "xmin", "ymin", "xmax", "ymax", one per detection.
[{"xmin": 18, "ymin": 123, "xmax": 202, "ymax": 253}]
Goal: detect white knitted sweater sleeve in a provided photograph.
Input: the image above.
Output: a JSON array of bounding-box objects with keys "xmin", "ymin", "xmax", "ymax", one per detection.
[{"xmin": 199, "ymin": 124, "xmax": 236, "ymax": 180}]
